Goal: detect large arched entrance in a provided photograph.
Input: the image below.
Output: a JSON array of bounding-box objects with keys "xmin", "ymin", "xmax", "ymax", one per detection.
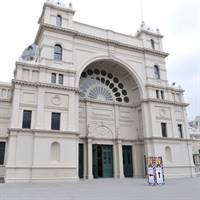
[{"xmin": 78, "ymin": 59, "xmax": 145, "ymax": 179}]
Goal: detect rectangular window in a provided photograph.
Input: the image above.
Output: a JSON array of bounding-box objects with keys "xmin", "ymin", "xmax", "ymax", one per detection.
[
  {"xmin": 22, "ymin": 110, "xmax": 32, "ymax": 129},
  {"xmin": 51, "ymin": 73, "xmax": 56, "ymax": 84},
  {"xmin": 0, "ymin": 142, "xmax": 6, "ymax": 165},
  {"xmin": 172, "ymin": 93, "xmax": 175, "ymax": 101},
  {"xmin": 51, "ymin": 112, "xmax": 61, "ymax": 130},
  {"xmin": 161, "ymin": 90, "xmax": 164, "ymax": 99},
  {"xmin": 161, "ymin": 123, "xmax": 167, "ymax": 137},
  {"xmin": 156, "ymin": 90, "xmax": 159, "ymax": 99},
  {"xmin": 178, "ymin": 124, "xmax": 183, "ymax": 138},
  {"xmin": 59, "ymin": 74, "xmax": 63, "ymax": 85}
]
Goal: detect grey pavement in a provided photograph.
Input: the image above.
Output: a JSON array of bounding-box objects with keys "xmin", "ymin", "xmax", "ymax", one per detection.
[{"xmin": 0, "ymin": 177, "xmax": 199, "ymax": 200}]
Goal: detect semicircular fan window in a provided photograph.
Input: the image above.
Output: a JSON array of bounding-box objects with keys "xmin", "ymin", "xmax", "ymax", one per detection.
[
  {"xmin": 80, "ymin": 69, "xmax": 130, "ymax": 103},
  {"xmin": 80, "ymin": 79, "xmax": 113, "ymax": 101},
  {"xmin": 88, "ymin": 85, "xmax": 113, "ymax": 101}
]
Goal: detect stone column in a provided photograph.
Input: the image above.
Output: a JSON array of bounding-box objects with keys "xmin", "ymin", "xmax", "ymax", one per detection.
[
  {"xmin": 86, "ymin": 138, "xmax": 93, "ymax": 179},
  {"xmin": 114, "ymin": 105, "xmax": 124, "ymax": 178},
  {"xmin": 116, "ymin": 139, "xmax": 124, "ymax": 178},
  {"xmin": 85, "ymin": 101, "xmax": 93, "ymax": 179},
  {"xmin": 113, "ymin": 142, "xmax": 118, "ymax": 178}
]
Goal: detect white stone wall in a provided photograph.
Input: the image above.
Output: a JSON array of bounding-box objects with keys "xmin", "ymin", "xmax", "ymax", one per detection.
[{"xmin": 0, "ymin": 83, "xmax": 11, "ymax": 178}]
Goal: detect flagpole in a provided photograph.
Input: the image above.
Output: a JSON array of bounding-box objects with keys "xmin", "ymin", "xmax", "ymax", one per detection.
[{"xmin": 140, "ymin": 0, "xmax": 144, "ymax": 22}]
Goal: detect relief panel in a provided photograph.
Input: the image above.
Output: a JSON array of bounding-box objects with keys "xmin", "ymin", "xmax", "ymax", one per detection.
[
  {"xmin": 21, "ymin": 92, "xmax": 37, "ymax": 105},
  {"xmin": 95, "ymin": 126, "xmax": 113, "ymax": 138},
  {"xmin": 119, "ymin": 125, "xmax": 137, "ymax": 140},
  {"xmin": 91, "ymin": 104, "xmax": 114, "ymax": 120},
  {"xmin": 45, "ymin": 92, "xmax": 69, "ymax": 109},
  {"xmin": 154, "ymin": 106, "xmax": 171, "ymax": 120},
  {"xmin": 119, "ymin": 107, "xmax": 134, "ymax": 124},
  {"xmin": 91, "ymin": 119, "xmax": 114, "ymax": 138}
]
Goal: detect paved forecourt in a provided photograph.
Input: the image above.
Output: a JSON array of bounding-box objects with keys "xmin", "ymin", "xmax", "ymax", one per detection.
[{"xmin": 0, "ymin": 178, "xmax": 200, "ymax": 200}]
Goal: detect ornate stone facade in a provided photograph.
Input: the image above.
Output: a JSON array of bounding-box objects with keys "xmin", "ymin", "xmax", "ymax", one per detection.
[{"xmin": 0, "ymin": 1, "xmax": 196, "ymax": 182}]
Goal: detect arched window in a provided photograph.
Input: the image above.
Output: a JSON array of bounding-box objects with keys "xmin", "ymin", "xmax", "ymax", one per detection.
[
  {"xmin": 56, "ymin": 15, "xmax": 62, "ymax": 26},
  {"xmin": 54, "ymin": 44, "xmax": 62, "ymax": 61},
  {"xmin": 154, "ymin": 65, "xmax": 160, "ymax": 79},
  {"xmin": 150, "ymin": 39, "xmax": 155, "ymax": 49},
  {"xmin": 80, "ymin": 68, "xmax": 130, "ymax": 103},
  {"xmin": 51, "ymin": 142, "xmax": 60, "ymax": 162},
  {"xmin": 165, "ymin": 146, "xmax": 172, "ymax": 162}
]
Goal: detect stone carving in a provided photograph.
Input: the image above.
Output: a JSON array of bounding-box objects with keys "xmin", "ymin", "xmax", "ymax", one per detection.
[
  {"xmin": 95, "ymin": 125, "xmax": 112, "ymax": 137},
  {"xmin": 159, "ymin": 108, "xmax": 166, "ymax": 118},
  {"xmin": 51, "ymin": 95, "xmax": 61, "ymax": 105}
]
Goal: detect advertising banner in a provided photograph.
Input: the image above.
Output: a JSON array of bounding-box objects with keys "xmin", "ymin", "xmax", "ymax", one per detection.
[
  {"xmin": 146, "ymin": 156, "xmax": 165, "ymax": 185},
  {"xmin": 155, "ymin": 157, "xmax": 165, "ymax": 184}
]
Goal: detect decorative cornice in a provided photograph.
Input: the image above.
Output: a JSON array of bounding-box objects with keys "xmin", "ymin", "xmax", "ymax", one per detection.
[
  {"xmin": 146, "ymin": 83, "xmax": 185, "ymax": 93},
  {"xmin": 79, "ymin": 98, "xmax": 141, "ymax": 108},
  {"xmin": 16, "ymin": 61, "xmax": 77, "ymax": 74},
  {"xmin": 9, "ymin": 128, "xmax": 79, "ymax": 136},
  {"xmin": 79, "ymin": 136, "xmax": 191, "ymax": 143},
  {"xmin": 143, "ymin": 137, "xmax": 192, "ymax": 143},
  {"xmin": 35, "ymin": 23, "xmax": 169, "ymax": 58},
  {"xmin": 141, "ymin": 98, "xmax": 189, "ymax": 107},
  {"xmin": 12, "ymin": 80, "xmax": 79, "ymax": 93}
]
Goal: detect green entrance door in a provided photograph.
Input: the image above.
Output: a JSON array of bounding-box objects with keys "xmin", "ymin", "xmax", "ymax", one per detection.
[
  {"xmin": 92, "ymin": 144, "xmax": 113, "ymax": 178},
  {"xmin": 102, "ymin": 145, "xmax": 113, "ymax": 177},
  {"xmin": 122, "ymin": 145, "xmax": 133, "ymax": 177},
  {"xmin": 78, "ymin": 144, "xmax": 84, "ymax": 178}
]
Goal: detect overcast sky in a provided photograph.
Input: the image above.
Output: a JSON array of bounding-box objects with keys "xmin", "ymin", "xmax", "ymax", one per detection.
[{"xmin": 0, "ymin": 0, "xmax": 199, "ymax": 120}]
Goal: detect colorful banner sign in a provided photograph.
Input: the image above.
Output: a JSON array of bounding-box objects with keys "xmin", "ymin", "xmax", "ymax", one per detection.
[{"xmin": 146, "ymin": 157, "xmax": 165, "ymax": 185}]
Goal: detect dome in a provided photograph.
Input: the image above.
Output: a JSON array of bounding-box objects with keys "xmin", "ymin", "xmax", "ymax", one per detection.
[
  {"xmin": 21, "ymin": 44, "xmax": 38, "ymax": 61},
  {"xmin": 46, "ymin": 0, "xmax": 67, "ymax": 7}
]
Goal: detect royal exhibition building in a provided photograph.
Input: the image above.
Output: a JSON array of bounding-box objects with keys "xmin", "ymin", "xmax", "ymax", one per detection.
[{"xmin": 0, "ymin": 0, "xmax": 200, "ymax": 183}]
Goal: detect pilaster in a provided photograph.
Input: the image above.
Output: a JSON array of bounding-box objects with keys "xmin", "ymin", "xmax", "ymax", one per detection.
[
  {"xmin": 35, "ymin": 87, "xmax": 45, "ymax": 129},
  {"xmin": 86, "ymin": 138, "xmax": 93, "ymax": 179},
  {"xmin": 116, "ymin": 139, "xmax": 124, "ymax": 178},
  {"xmin": 68, "ymin": 91, "xmax": 77, "ymax": 131},
  {"xmin": 10, "ymin": 86, "xmax": 21, "ymax": 128}
]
